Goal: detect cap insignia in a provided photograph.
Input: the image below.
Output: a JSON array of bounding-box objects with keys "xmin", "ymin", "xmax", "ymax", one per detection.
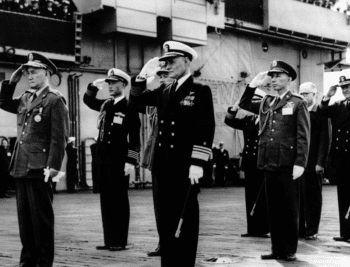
[
  {"xmin": 272, "ymin": 60, "xmax": 277, "ymax": 67},
  {"xmin": 28, "ymin": 53, "xmax": 33, "ymax": 61},
  {"xmin": 164, "ymin": 44, "xmax": 169, "ymax": 53}
]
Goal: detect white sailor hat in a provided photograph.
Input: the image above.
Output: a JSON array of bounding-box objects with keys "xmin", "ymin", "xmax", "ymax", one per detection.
[
  {"xmin": 105, "ymin": 68, "xmax": 131, "ymax": 85},
  {"xmin": 159, "ymin": 41, "xmax": 198, "ymax": 62}
]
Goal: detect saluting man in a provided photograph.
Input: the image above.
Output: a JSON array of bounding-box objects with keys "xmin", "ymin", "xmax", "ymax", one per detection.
[
  {"xmin": 225, "ymin": 88, "xmax": 270, "ymax": 238},
  {"xmin": 239, "ymin": 60, "xmax": 310, "ymax": 262},
  {"xmin": 130, "ymin": 41, "xmax": 215, "ymax": 267},
  {"xmin": 317, "ymin": 76, "xmax": 350, "ymax": 242},
  {"xmin": 84, "ymin": 68, "xmax": 141, "ymax": 252},
  {"xmin": 0, "ymin": 52, "xmax": 69, "ymax": 267}
]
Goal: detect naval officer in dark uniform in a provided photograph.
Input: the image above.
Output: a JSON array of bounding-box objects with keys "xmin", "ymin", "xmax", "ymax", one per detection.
[
  {"xmin": 225, "ymin": 89, "xmax": 270, "ymax": 238},
  {"xmin": 130, "ymin": 41, "xmax": 215, "ymax": 267},
  {"xmin": 84, "ymin": 68, "xmax": 141, "ymax": 252},
  {"xmin": 239, "ymin": 60, "xmax": 310, "ymax": 262},
  {"xmin": 0, "ymin": 52, "xmax": 69, "ymax": 267},
  {"xmin": 298, "ymin": 82, "xmax": 329, "ymax": 240},
  {"xmin": 317, "ymin": 76, "xmax": 350, "ymax": 242}
]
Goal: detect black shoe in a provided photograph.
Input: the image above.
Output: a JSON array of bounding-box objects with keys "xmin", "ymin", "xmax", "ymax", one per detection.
[
  {"xmin": 333, "ymin": 236, "xmax": 348, "ymax": 242},
  {"xmin": 284, "ymin": 254, "xmax": 296, "ymax": 261},
  {"xmin": 241, "ymin": 233, "xmax": 251, "ymax": 237},
  {"xmin": 96, "ymin": 245, "xmax": 110, "ymax": 250},
  {"xmin": 261, "ymin": 252, "xmax": 280, "ymax": 260},
  {"xmin": 109, "ymin": 246, "xmax": 127, "ymax": 251},
  {"xmin": 147, "ymin": 247, "xmax": 161, "ymax": 257},
  {"xmin": 305, "ymin": 234, "xmax": 317, "ymax": 240}
]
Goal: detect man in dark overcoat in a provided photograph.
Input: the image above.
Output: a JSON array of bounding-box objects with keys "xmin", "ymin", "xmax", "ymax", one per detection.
[
  {"xmin": 298, "ymin": 82, "xmax": 329, "ymax": 240},
  {"xmin": 84, "ymin": 68, "xmax": 141, "ymax": 252},
  {"xmin": 0, "ymin": 52, "xmax": 69, "ymax": 267},
  {"xmin": 130, "ymin": 41, "xmax": 215, "ymax": 267},
  {"xmin": 239, "ymin": 60, "xmax": 310, "ymax": 261},
  {"xmin": 225, "ymin": 89, "xmax": 270, "ymax": 238},
  {"xmin": 317, "ymin": 75, "xmax": 350, "ymax": 242},
  {"xmin": 213, "ymin": 141, "xmax": 229, "ymax": 186}
]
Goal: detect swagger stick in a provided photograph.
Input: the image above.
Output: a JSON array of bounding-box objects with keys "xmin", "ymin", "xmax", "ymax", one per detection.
[
  {"xmin": 175, "ymin": 184, "xmax": 192, "ymax": 238},
  {"xmin": 250, "ymin": 179, "xmax": 266, "ymax": 216}
]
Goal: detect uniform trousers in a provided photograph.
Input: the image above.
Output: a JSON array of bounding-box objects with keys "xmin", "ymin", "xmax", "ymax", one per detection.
[
  {"xmin": 151, "ymin": 173, "xmax": 161, "ymax": 248},
  {"xmin": 98, "ymin": 162, "xmax": 130, "ymax": 248},
  {"xmin": 215, "ymin": 164, "xmax": 226, "ymax": 186},
  {"xmin": 299, "ymin": 172, "xmax": 322, "ymax": 237},
  {"xmin": 335, "ymin": 166, "xmax": 350, "ymax": 239},
  {"xmin": 265, "ymin": 171, "xmax": 300, "ymax": 256},
  {"xmin": 155, "ymin": 160, "xmax": 199, "ymax": 267},
  {"xmin": 244, "ymin": 169, "xmax": 269, "ymax": 236},
  {"xmin": 15, "ymin": 177, "xmax": 54, "ymax": 267}
]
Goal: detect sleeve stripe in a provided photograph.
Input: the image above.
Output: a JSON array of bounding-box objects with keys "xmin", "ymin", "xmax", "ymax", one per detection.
[
  {"xmin": 128, "ymin": 150, "xmax": 139, "ymax": 160},
  {"xmin": 192, "ymin": 145, "xmax": 211, "ymax": 161}
]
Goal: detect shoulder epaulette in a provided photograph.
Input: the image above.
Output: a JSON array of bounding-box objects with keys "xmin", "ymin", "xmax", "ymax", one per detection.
[{"xmin": 291, "ymin": 92, "xmax": 304, "ymax": 100}]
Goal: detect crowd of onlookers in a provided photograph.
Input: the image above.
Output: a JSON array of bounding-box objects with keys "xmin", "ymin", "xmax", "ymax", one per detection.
[
  {"xmin": 297, "ymin": 0, "xmax": 350, "ymax": 13},
  {"xmin": 0, "ymin": 0, "xmax": 76, "ymax": 21}
]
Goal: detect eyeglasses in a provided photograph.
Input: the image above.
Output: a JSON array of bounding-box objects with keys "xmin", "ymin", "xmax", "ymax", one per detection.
[{"xmin": 300, "ymin": 92, "xmax": 312, "ymax": 96}]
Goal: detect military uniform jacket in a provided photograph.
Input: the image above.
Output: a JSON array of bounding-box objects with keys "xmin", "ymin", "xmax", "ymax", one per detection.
[
  {"xmin": 0, "ymin": 80, "xmax": 69, "ymax": 178},
  {"xmin": 130, "ymin": 75, "xmax": 215, "ymax": 170},
  {"xmin": 239, "ymin": 85, "xmax": 310, "ymax": 172},
  {"xmin": 318, "ymin": 98, "xmax": 350, "ymax": 168},
  {"xmin": 83, "ymin": 84, "xmax": 141, "ymax": 166},
  {"xmin": 225, "ymin": 108, "xmax": 259, "ymax": 171}
]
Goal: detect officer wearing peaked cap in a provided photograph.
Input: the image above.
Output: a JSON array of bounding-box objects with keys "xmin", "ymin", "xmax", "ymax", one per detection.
[
  {"xmin": 239, "ymin": 60, "xmax": 310, "ymax": 261},
  {"xmin": 318, "ymin": 75, "xmax": 350, "ymax": 242},
  {"xmin": 83, "ymin": 68, "xmax": 141, "ymax": 252},
  {"xmin": 0, "ymin": 52, "xmax": 69, "ymax": 267},
  {"xmin": 130, "ymin": 41, "xmax": 215, "ymax": 267}
]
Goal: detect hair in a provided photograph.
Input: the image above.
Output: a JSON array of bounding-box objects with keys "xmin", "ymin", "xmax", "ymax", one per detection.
[{"xmin": 299, "ymin": 82, "xmax": 317, "ymax": 93}]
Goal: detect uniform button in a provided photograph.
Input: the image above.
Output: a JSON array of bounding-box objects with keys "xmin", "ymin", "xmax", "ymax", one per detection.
[
  {"xmin": 247, "ymin": 139, "xmax": 250, "ymax": 141},
  {"xmin": 108, "ymin": 132, "xmax": 111, "ymax": 135},
  {"xmin": 111, "ymin": 123, "xmax": 113, "ymax": 126},
  {"xmin": 170, "ymin": 145, "xmax": 174, "ymax": 148},
  {"xmin": 255, "ymin": 140, "xmax": 258, "ymax": 143},
  {"xmin": 290, "ymin": 146, "xmax": 293, "ymax": 149},
  {"xmin": 347, "ymin": 131, "xmax": 349, "ymax": 134},
  {"xmin": 272, "ymin": 129, "xmax": 275, "ymax": 132},
  {"xmin": 347, "ymin": 140, "xmax": 349, "ymax": 142},
  {"xmin": 337, "ymin": 138, "xmax": 339, "ymax": 141},
  {"xmin": 20, "ymin": 141, "xmax": 23, "ymax": 144},
  {"xmin": 338, "ymin": 129, "xmax": 341, "ymax": 132},
  {"xmin": 27, "ymin": 113, "xmax": 30, "ymax": 116},
  {"xmin": 159, "ymin": 131, "xmax": 162, "ymax": 135},
  {"xmin": 346, "ymin": 149, "xmax": 348, "ymax": 152},
  {"xmin": 245, "ymin": 152, "xmax": 248, "ymax": 154},
  {"xmin": 171, "ymin": 133, "xmax": 175, "ymax": 136},
  {"xmin": 254, "ymin": 147, "xmax": 256, "ymax": 149},
  {"xmin": 25, "ymin": 123, "xmax": 27, "ymax": 126},
  {"xmin": 171, "ymin": 121, "xmax": 175, "ymax": 125},
  {"xmin": 270, "ymin": 138, "xmax": 273, "ymax": 141},
  {"xmin": 336, "ymin": 147, "xmax": 338, "ymax": 149},
  {"xmin": 247, "ymin": 145, "xmax": 249, "ymax": 147},
  {"xmin": 161, "ymin": 120, "xmax": 164, "ymax": 124},
  {"xmin": 108, "ymin": 141, "xmax": 110, "ymax": 144},
  {"xmin": 253, "ymin": 153, "xmax": 256, "ymax": 155},
  {"xmin": 43, "ymin": 149, "xmax": 46, "ymax": 152},
  {"xmin": 159, "ymin": 143, "xmax": 161, "ymax": 147},
  {"xmin": 22, "ymin": 132, "xmax": 25, "ymax": 135},
  {"xmin": 274, "ymin": 111, "xmax": 277, "ymax": 114},
  {"xmin": 273, "ymin": 120, "xmax": 276, "ymax": 123}
]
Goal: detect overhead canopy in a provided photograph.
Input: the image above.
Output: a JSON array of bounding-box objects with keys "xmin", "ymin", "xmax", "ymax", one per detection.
[{"xmin": 324, "ymin": 59, "xmax": 350, "ymax": 72}]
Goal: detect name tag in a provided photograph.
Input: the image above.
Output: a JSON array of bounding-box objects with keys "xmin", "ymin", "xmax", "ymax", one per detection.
[
  {"xmin": 282, "ymin": 107, "xmax": 293, "ymax": 115},
  {"xmin": 113, "ymin": 116, "xmax": 123, "ymax": 124}
]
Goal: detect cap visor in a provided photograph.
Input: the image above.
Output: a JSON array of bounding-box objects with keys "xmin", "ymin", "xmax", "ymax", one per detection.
[
  {"xmin": 159, "ymin": 52, "xmax": 185, "ymax": 61},
  {"xmin": 340, "ymin": 81, "xmax": 350, "ymax": 87}
]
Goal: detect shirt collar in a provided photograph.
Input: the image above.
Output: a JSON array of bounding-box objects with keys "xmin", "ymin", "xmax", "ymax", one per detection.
[
  {"xmin": 35, "ymin": 86, "xmax": 47, "ymax": 97},
  {"xmin": 175, "ymin": 73, "xmax": 191, "ymax": 91},
  {"xmin": 279, "ymin": 90, "xmax": 290, "ymax": 100},
  {"xmin": 113, "ymin": 94, "xmax": 125, "ymax": 105},
  {"xmin": 308, "ymin": 102, "xmax": 316, "ymax": 112}
]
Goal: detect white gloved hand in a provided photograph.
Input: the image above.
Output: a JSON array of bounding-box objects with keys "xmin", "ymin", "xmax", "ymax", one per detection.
[
  {"xmin": 139, "ymin": 57, "xmax": 160, "ymax": 79},
  {"xmin": 92, "ymin": 78, "xmax": 105, "ymax": 90},
  {"xmin": 292, "ymin": 165, "xmax": 304, "ymax": 180},
  {"xmin": 124, "ymin": 163, "xmax": 134, "ymax": 176},
  {"xmin": 43, "ymin": 167, "xmax": 59, "ymax": 183},
  {"xmin": 52, "ymin": 171, "xmax": 65, "ymax": 182},
  {"xmin": 249, "ymin": 71, "xmax": 270, "ymax": 88},
  {"xmin": 189, "ymin": 165, "xmax": 203, "ymax": 185}
]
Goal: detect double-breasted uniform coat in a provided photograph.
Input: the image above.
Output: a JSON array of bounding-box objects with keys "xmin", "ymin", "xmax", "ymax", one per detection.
[
  {"xmin": 0, "ymin": 80, "xmax": 69, "ymax": 267},
  {"xmin": 318, "ymin": 98, "xmax": 350, "ymax": 239},
  {"xmin": 225, "ymin": 108, "xmax": 269, "ymax": 237},
  {"xmin": 299, "ymin": 104, "xmax": 329, "ymax": 238},
  {"xmin": 239, "ymin": 86, "xmax": 310, "ymax": 257},
  {"xmin": 130, "ymin": 75, "xmax": 215, "ymax": 267},
  {"xmin": 83, "ymin": 83, "xmax": 141, "ymax": 249}
]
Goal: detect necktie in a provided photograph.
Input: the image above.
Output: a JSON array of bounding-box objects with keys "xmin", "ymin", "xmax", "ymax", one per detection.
[
  {"xmin": 31, "ymin": 92, "xmax": 37, "ymax": 103},
  {"xmin": 170, "ymin": 80, "xmax": 178, "ymax": 98},
  {"xmin": 274, "ymin": 96, "xmax": 280, "ymax": 106}
]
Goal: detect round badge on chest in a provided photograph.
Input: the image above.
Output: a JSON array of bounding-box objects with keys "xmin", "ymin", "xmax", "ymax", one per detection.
[{"xmin": 34, "ymin": 114, "xmax": 42, "ymax": 122}]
